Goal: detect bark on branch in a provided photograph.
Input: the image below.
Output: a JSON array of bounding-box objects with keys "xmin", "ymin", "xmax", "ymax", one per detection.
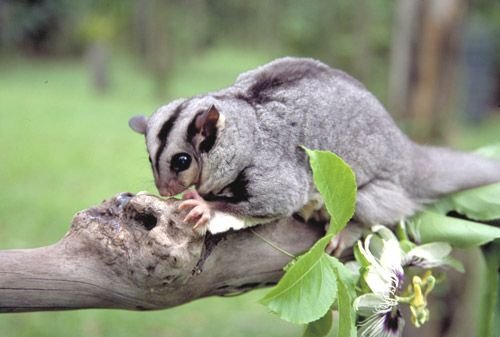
[{"xmin": 0, "ymin": 193, "xmax": 324, "ymax": 313}]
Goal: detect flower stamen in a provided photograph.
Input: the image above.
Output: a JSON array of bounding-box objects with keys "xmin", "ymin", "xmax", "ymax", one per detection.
[{"xmin": 408, "ymin": 271, "xmax": 435, "ymax": 328}]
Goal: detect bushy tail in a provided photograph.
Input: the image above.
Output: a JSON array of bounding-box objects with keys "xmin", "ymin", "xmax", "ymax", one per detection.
[{"xmin": 413, "ymin": 144, "xmax": 500, "ymax": 199}]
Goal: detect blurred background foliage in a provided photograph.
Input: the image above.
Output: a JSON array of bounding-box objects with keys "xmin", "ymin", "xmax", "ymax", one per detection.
[{"xmin": 0, "ymin": 0, "xmax": 499, "ymax": 336}]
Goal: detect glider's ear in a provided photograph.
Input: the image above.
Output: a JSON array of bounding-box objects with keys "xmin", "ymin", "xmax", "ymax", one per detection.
[
  {"xmin": 194, "ymin": 105, "xmax": 220, "ymax": 138},
  {"xmin": 128, "ymin": 115, "xmax": 148, "ymax": 135}
]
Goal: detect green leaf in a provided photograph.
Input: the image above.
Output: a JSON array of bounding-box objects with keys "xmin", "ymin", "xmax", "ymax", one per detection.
[
  {"xmin": 335, "ymin": 269, "xmax": 356, "ymax": 337},
  {"xmin": 407, "ymin": 211, "xmax": 500, "ymax": 248},
  {"xmin": 442, "ymin": 256, "xmax": 465, "ymax": 273},
  {"xmin": 478, "ymin": 241, "xmax": 500, "ymax": 337},
  {"xmin": 328, "ymin": 256, "xmax": 357, "ymax": 293},
  {"xmin": 475, "ymin": 143, "xmax": 500, "ymax": 160},
  {"xmin": 328, "ymin": 257, "xmax": 357, "ymax": 337},
  {"xmin": 303, "ymin": 148, "xmax": 357, "ymax": 235},
  {"xmin": 303, "ymin": 310, "xmax": 333, "ymax": 337},
  {"xmin": 260, "ymin": 235, "xmax": 338, "ymax": 324},
  {"xmin": 430, "ymin": 143, "xmax": 500, "ymax": 221},
  {"xmin": 432, "ymin": 183, "xmax": 500, "ymax": 221}
]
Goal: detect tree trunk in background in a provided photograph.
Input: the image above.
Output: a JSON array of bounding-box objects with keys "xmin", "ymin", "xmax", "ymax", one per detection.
[
  {"xmin": 150, "ymin": 0, "xmax": 172, "ymax": 100},
  {"xmin": 353, "ymin": 0, "xmax": 373, "ymax": 84},
  {"xmin": 184, "ymin": 0, "xmax": 209, "ymax": 53},
  {"xmin": 256, "ymin": 1, "xmax": 280, "ymax": 51},
  {"xmin": 410, "ymin": 0, "xmax": 466, "ymax": 143},
  {"xmin": 87, "ymin": 41, "xmax": 109, "ymax": 93},
  {"xmin": 388, "ymin": 0, "xmax": 467, "ymax": 143},
  {"xmin": 134, "ymin": 0, "xmax": 173, "ymax": 100},
  {"xmin": 0, "ymin": 0, "xmax": 6, "ymax": 51},
  {"xmin": 388, "ymin": 0, "xmax": 421, "ymax": 121},
  {"xmin": 133, "ymin": 0, "xmax": 149, "ymax": 58}
]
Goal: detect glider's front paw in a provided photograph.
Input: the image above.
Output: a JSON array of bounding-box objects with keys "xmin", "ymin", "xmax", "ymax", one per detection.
[
  {"xmin": 178, "ymin": 198, "xmax": 212, "ymax": 235},
  {"xmin": 325, "ymin": 223, "xmax": 363, "ymax": 257}
]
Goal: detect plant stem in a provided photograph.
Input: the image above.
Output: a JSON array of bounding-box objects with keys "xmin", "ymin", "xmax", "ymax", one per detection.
[
  {"xmin": 251, "ymin": 229, "xmax": 296, "ymax": 259},
  {"xmin": 396, "ymin": 220, "xmax": 409, "ymax": 241},
  {"xmin": 478, "ymin": 241, "xmax": 500, "ymax": 337}
]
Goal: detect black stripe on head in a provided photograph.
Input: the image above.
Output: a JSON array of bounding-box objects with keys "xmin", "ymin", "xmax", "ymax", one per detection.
[
  {"xmin": 199, "ymin": 129, "xmax": 217, "ymax": 153},
  {"xmin": 186, "ymin": 109, "xmax": 218, "ymax": 154},
  {"xmin": 246, "ymin": 60, "xmax": 327, "ymax": 104},
  {"xmin": 186, "ymin": 110, "xmax": 204, "ymax": 145},
  {"xmin": 204, "ymin": 168, "xmax": 250, "ymax": 203},
  {"xmin": 154, "ymin": 102, "xmax": 185, "ymax": 173}
]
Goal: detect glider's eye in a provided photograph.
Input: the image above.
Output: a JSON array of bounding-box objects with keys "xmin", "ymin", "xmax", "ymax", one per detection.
[{"xmin": 171, "ymin": 153, "xmax": 192, "ymax": 173}]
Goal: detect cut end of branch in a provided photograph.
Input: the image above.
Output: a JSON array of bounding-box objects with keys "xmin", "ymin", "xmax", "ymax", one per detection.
[{"xmin": 69, "ymin": 193, "xmax": 207, "ymax": 289}]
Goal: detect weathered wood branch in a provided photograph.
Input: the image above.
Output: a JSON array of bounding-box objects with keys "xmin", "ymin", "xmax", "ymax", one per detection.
[{"xmin": 0, "ymin": 193, "xmax": 324, "ymax": 313}]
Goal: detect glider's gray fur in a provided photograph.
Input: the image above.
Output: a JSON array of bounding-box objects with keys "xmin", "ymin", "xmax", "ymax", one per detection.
[{"xmin": 130, "ymin": 57, "xmax": 500, "ymax": 227}]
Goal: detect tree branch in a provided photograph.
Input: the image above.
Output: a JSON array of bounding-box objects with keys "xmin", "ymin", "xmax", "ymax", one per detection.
[{"xmin": 0, "ymin": 193, "xmax": 324, "ymax": 313}]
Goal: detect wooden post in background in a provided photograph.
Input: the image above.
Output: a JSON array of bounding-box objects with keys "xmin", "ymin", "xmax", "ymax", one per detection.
[{"xmin": 388, "ymin": 0, "xmax": 467, "ymax": 143}]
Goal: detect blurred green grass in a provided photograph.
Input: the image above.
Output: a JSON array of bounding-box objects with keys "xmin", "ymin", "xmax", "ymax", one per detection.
[{"xmin": 1, "ymin": 47, "xmax": 499, "ymax": 337}]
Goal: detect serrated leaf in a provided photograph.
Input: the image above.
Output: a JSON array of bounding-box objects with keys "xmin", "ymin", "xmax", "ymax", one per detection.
[
  {"xmin": 407, "ymin": 211, "xmax": 500, "ymax": 248},
  {"xmin": 303, "ymin": 310, "xmax": 333, "ymax": 337},
  {"xmin": 432, "ymin": 183, "xmax": 500, "ymax": 221},
  {"xmin": 260, "ymin": 235, "xmax": 337, "ymax": 324},
  {"xmin": 303, "ymin": 148, "xmax": 357, "ymax": 235},
  {"xmin": 328, "ymin": 256, "xmax": 357, "ymax": 292}
]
